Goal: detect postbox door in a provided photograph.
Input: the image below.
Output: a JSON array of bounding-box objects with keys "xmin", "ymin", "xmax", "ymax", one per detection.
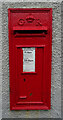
[{"xmin": 16, "ymin": 47, "xmax": 44, "ymax": 103}]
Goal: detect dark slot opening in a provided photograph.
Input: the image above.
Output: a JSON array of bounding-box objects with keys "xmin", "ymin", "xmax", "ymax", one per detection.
[{"xmin": 14, "ymin": 30, "xmax": 47, "ymax": 34}]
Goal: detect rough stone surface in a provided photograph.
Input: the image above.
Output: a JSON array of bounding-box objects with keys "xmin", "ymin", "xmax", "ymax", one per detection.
[
  {"xmin": 2, "ymin": 2, "xmax": 61, "ymax": 118},
  {"xmin": 61, "ymin": 1, "xmax": 63, "ymax": 119},
  {"xmin": 0, "ymin": 0, "xmax": 62, "ymax": 2},
  {"xmin": 0, "ymin": 2, "xmax": 2, "ymax": 120}
]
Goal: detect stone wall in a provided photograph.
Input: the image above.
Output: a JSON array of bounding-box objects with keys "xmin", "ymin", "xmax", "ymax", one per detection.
[{"xmin": 1, "ymin": 1, "xmax": 61, "ymax": 119}]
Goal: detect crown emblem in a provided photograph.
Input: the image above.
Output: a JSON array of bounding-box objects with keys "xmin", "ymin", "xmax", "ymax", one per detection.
[{"xmin": 26, "ymin": 14, "xmax": 35, "ymax": 23}]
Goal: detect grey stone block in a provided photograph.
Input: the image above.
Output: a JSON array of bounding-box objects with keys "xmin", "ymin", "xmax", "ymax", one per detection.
[
  {"xmin": 1, "ymin": 1, "xmax": 61, "ymax": 119},
  {"xmin": 0, "ymin": 2, "xmax": 2, "ymax": 120}
]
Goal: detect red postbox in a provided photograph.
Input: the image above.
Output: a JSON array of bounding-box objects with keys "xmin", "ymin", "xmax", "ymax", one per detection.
[{"xmin": 8, "ymin": 8, "xmax": 52, "ymax": 110}]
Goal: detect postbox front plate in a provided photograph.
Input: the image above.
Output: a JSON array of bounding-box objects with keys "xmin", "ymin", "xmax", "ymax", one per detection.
[{"xmin": 8, "ymin": 8, "xmax": 52, "ymax": 110}]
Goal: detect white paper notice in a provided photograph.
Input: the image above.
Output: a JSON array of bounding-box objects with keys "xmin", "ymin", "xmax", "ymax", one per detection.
[{"xmin": 22, "ymin": 48, "xmax": 35, "ymax": 72}]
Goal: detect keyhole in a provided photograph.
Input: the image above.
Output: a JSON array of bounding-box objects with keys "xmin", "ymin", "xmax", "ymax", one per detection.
[{"xmin": 24, "ymin": 78, "xmax": 26, "ymax": 82}]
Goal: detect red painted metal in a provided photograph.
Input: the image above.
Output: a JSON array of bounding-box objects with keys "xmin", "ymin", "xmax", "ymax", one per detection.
[
  {"xmin": 8, "ymin": 8, "xmax": 52, "ymax": 110},
  {"xmin": 13, "ymin": 26, "xmax": 48, "ymax": 30}
]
